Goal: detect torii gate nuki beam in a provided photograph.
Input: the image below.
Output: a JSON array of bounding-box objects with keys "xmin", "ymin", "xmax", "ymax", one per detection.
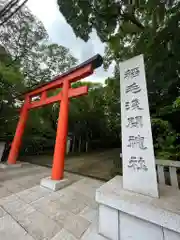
[{"xmin": 7, "ymin": 54, "xmax": 103, "ymax": 180}]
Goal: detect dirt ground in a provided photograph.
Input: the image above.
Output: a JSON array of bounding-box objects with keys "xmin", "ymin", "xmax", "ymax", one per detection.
[{"xmin": 20, "ymin": 148, "xmax": 121, "ymax": 181}]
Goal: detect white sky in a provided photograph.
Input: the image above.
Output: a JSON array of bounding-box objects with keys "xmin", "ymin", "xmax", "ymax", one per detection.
[{"xmin": 26, "ymin": 0, "xmax": 113, "ymax": 83}]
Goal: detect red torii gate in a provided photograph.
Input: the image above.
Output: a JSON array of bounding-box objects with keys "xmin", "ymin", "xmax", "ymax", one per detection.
[{"xmin": 7, "ymin": 54, "xmax": 103, "ymax": 181}]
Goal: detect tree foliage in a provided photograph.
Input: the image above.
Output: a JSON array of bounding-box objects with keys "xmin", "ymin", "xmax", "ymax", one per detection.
[
  {"xmin": 0, "ymin": 45, "xmax": 24, "ymax": 140},
  {"xmin": 0, "ymin": 7, "xmax": 77, "ymax": 146},
  {"xmin": 104, "ymin": 1, "xmax": 180, "ymax": 159},
  {"xmin": 56, "ymin": 0, "xmax": 180, "ymax": 160},
  {"xmin": 57, "ymin": 0, "xmax": 176, "ymax": 42}
]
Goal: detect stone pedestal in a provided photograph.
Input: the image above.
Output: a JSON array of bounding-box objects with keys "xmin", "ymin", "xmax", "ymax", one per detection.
[
  {"xmin": 40, "ymin": 177, "xmax": 70, "ymax": 191},
  {"xmin": 96, "ymin": 176, "xmax": 180, "ymax": 240}
]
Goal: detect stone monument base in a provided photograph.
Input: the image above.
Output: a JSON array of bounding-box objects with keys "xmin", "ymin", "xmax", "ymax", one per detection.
[{"xmin": 96, "ymin": 176, "xmax": 180, "ymax": 240}]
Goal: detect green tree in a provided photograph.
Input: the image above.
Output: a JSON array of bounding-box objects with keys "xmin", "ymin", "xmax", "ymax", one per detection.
[
  {"xmin": 0, "ymin": 7, "xmax": 47, "ymax": 87},
  {"xmin": 0, "ymin": 7, "xmax": 47, "ymax": 62},
  {"xmin": 57, "ymin": 0, "xmax": 176, "ymax": 42},
  {"xmin": 0, "ymin": 7, "xmax": 77, "ymax": 87},
  {"xmin": 0, "ymin": 6, "xmax": 78, "ymax": 156},
  {"xmin": 22, "ymin": 43, "xmax": 77, "ymax": 87},
  {"xmin": 68, "ymin": 82, "xmax": 106, "ymax": 150},
  {"xmin": 0, "ymin": 45, "xmax": 24, "ymax": 140}
]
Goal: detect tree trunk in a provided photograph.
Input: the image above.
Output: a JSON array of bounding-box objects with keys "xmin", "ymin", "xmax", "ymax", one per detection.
[
  {"xmin": 78, "ymin": 136, "xmax": 81, "ymax": 152},
  {"xmin": 72, "ymin": 135, "xmax": 75, "ymax": 152},
  {"xmin": 85, "ymin": 141, "xmax": 88, "ymax": 152}
]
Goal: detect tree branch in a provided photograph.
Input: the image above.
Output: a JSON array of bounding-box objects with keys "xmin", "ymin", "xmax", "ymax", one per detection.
[{"xmin": 122, "ymin": 12, "xmax": 145, "ymax": 29}]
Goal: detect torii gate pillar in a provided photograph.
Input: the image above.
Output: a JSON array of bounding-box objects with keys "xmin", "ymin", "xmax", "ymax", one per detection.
[
  {"xmin": 6, "ymin": 55, "xmax": 103, "ymax": 190},
  {"xmin": 51, "ymin": 79, "xmax": 69, "ymax": 180}
]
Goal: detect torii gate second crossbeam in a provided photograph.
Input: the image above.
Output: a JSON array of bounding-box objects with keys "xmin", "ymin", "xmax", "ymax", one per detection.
[{"xmin": 7, "ymin": 54, "xmax": 103, "ymax": 181}]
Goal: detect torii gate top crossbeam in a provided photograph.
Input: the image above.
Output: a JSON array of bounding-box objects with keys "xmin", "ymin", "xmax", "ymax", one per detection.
[
  {"xmin": 24, "ymin": 54, "xmax": 103, "ymax": 98},
  {"xmin": 22, "ymin": 54, "xmax": 103, "ymax": 110}
]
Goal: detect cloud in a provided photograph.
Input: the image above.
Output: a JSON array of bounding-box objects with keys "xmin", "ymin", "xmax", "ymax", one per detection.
[{"xmin": 26, "ymin": 0, "xmax": 113, "ymax": 83}]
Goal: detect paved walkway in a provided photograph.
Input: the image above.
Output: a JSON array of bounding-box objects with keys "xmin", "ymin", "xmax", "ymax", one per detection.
[{"xmin": 0, "ymin": 163, "xmax": 107, "ymax": 239}]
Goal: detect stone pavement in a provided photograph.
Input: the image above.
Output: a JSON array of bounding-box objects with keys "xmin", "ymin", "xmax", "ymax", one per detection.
[{"xmin": 0, "ymin": 163, "xmax": 107, "ymax": 239}]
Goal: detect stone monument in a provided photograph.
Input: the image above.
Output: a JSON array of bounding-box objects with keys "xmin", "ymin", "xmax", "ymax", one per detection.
[
  {"xmin": 96, "ymin": 54, "xmax": 180, "ymax": 240},
  {"xmin": 120, "ymin": 54, "xmax": 159, "ymax": 198}
]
